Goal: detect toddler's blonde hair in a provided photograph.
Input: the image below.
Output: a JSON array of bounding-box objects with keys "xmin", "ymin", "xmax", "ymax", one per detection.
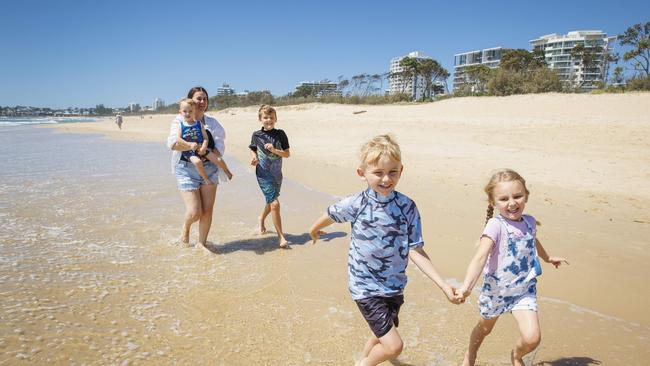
[
  {"xmin": 359, "ymin": 134, "xmax": 401, "ymax": 168},
  {"xmin": 483, "ymin": 168, "xmax": 530, "ymax": 224},
  {"xmin": 179, "ymin": 98, "xmax": 195, "ymax": 109}
]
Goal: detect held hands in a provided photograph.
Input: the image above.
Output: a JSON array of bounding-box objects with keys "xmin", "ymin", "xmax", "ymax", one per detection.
[
  {"xmin": 546, "ymin": 256, "xmax": 570, "ymax": 268},
  {"xmin": 189, "ymin": 142, "xmax": 199, "ymax": 151},
  {"xmin": 442, "ymin": 285, "xmax": 465, "ymax": 305},
  {"xmin": 197, "ymin": 146, "xmax": 207, "ymax": 156}
]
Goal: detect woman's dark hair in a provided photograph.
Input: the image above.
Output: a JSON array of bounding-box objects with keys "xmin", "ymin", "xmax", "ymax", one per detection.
[{"xmin": 187, "ymin": 86, "xmax": 209, "ymax": 111}]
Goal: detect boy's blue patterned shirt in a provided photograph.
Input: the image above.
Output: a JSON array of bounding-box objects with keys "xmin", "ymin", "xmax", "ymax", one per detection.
[{"xmin": 327, "ymin": 188, "xmax": 424, "ymax": 300}]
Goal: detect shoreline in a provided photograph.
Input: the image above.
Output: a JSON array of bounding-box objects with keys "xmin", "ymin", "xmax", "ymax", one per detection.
[{"xmin": 41, "ymin": 93, "xmax": 650, "ymax": 326}]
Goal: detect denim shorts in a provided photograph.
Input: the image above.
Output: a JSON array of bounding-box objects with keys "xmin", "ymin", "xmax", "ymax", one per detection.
[{"xmin": 175, "ymin": 160, "xmax": 220, "ymax": 191}]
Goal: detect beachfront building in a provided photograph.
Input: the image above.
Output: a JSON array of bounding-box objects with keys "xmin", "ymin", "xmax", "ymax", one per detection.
[
  {"xmin": 453, "ymin": 47, "xmax": 503, "ymax": 92},
  {"xmin": 153, "ymin": 98, "xmax": 165, "ymax": 111},
  {"xmin": 388, "ymin": 51, "xmax": 432, "ymax": 100},
  {"xmin": 530, "ymin": 30, "xmax": 616, "ymax": 91},
  {"xmin": 216, "ymin": 83, "xmax": 236, "ymax": 96},
  {"xmin": 128, "ymin": 102, "xmax": 140, "ymax": 112},
  {"xmin": 294, "ymin": 80, "xmax": 340, "ymax": 97}
]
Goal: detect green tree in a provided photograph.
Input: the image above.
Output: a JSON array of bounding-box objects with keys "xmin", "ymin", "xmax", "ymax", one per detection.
[
  {"xmin": 94, "ymin": 104, "xmax": 112, "ymax": 115},
  {"xmin": 399, "ymin": 57, "xmax": 419, "ymax": 100},
  {"xmin": 571, "ymin": 44, "xmax": 603, "ymax": 89},
  {"xmin": 463, "ymin": 64, "xmax": 492, "ymax": 94},
  {"xmin": 293, "ymin": 84, "xmax": 315, "ymax": 98},
  {"xmin": 500, "ymin": 49, "xmax": 545, "ymax": 72},
  {"xmin": 618, "ymin": 21, "xmax": 650, "ymax": 76},
  {"xmin": 612, "ymin": 66, "xmax": 625, "ymax": 85}
]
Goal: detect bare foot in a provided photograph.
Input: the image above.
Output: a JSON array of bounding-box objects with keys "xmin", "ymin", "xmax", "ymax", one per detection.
[
  {"xmin": 462, "ymin": 351, "xmax": 475, "ymax": 366},
  {"xmin": 279, "ymin": 239, "xmax": 289, "ymax": 249},
  {"xmin": 198, "ymin": 242, "xmax": 213, "ymax": 255},
  {"xmin": 180, "ymin": 236, "xmax": 191, "ymax": 248},
  {"xmin": 258, "ymin": 217, "xmax": 267, "ymax": 234},
  {"xmin": 511, "ymin": 350, "xmax": 525, "ymax": 366}
]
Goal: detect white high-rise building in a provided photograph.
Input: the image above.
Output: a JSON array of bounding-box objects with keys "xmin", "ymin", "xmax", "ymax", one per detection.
[
  {"xmin": 530, "ymin": 30, "xmax": 616, "ymax": 91},
  {"xmin": 453, "ymin": 47, "xmax": 503, "ymax": 92},
  {"xmin": 153, "ymin": 98, "xmax": 165, "ymax": 111},
  {"xmin": 216, "ymin": 83, "xmax": 235, "ymax": 96},
  {"xmin": 389, "ymin": 51, "xmax": 431, "ymax": 100}
]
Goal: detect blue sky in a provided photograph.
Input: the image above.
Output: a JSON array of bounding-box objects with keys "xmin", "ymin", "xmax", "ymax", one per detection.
[{"xmin": 1, "ymin": 0, "xmax": 648, "ymax": 108}]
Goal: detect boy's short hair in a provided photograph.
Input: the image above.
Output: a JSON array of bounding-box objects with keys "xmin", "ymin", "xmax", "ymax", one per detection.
[
  {"xmin": 258, "ymin": 104, "xmax": 277, "ymax": 119},
  {"xmin": 179, "ymin": 98, "xmax": 195, "ymax": 108},
  {"xmin": 359, "ymin": 134, "xmax": 401, "ymax": 168}
]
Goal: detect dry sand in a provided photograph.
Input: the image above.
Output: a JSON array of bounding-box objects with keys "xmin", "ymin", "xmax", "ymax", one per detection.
[{"xmin": 44, "ymin": 92, "xmax": 650, "ymax": 364}]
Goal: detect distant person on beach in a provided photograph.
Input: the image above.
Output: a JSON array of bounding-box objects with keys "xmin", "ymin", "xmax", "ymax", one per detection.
[
  {"xmin": 308, "ymin": 134, "xmax": 463, "ymax": 366},
  {"xmin": 167, "ymin": 86, "xmax": 230, "ymax": 248},
  {"xmin": 456, "ymin": 169, "xmax": 568, "ymax": 366},
  {"xmin": 115, "ymin": 113, "xmax": 123, "ymax": 129},
  {"xmin": 249, "ymin": 105, "xmax": 290, "ymax": 248}
]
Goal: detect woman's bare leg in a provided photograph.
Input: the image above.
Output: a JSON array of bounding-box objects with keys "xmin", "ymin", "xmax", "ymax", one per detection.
[
  {"xmin": 198, "ymin": 183, "xmax": 217, "ymax": 247},
  {"xmin": 179, "ymin": 190, "xmax": 202, "ymax": 247}
]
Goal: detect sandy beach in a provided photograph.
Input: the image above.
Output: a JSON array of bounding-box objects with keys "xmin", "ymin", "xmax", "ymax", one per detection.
[{"xmin": 3, "ymin": 92, "xmax": 648, "ymax": 364}]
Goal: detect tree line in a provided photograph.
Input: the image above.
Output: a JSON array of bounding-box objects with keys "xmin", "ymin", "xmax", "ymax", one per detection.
[{"xmin": 456, "ymin": 21, "xmax": 649, "ymax": 96}]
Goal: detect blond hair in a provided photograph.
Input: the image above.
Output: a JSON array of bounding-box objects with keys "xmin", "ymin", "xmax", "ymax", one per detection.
[
  {"xmin": 258, "ymin": 104, "xmax": 277, "ymax": 120},
  {"xmin": 359, "ymin": 134, "xmax": 401, "ymax": 168},
  {"xmin": 483, "ymin": 168, "xmax": 530, "ymax": 224},
  {"xmin": 179, "ymin": 98, "xmax": 195, "ymax": 109}
]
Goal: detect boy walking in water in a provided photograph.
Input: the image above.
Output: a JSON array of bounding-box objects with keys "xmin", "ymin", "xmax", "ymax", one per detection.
[
  {"xmin": 249, "ymin": 105, "xmax": 290, "ymax": 248},
  {"xmin": 309, "ymin": 134, "xmax": 462, "ymax": 366}
]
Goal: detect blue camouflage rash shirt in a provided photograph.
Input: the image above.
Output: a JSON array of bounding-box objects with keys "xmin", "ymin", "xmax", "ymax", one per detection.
[{"xmin": 327, "ymin": 188, "xmax": 424, "ymax": 300}]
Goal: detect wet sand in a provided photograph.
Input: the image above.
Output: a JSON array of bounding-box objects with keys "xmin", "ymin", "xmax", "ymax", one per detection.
[{"xmin": 2, "ymin": 93, "xmax": 648, "ymax": 364}]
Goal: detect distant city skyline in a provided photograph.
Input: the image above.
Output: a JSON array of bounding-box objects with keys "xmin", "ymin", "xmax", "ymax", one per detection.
[{"xmin": 1, "ymin": 0, "xmax": 647, "ymax": 108}]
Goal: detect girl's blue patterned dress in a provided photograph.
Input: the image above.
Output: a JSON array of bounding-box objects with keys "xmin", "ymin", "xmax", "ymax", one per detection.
[{"xmin": 478, "ymin": 214, "xmax": 542, "ymax": 319}]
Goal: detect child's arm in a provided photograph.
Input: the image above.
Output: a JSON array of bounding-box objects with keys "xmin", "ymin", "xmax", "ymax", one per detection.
[
  {"xmin": 309, "ymin": 214, "xmax": 335, "ymax": 244},
  {"xmin": 264, "ymin": 143, "xmax": 290, "ymax": 158},
  {"xmin": 249, "ymin": 149, "xmax": 258, "ymax": 166},
  {"xmin": 408, "ymin": 247, "xmax": 462, "ymax": 304},
  {"xmin": 536, "ymin": 238, "xmax": 569, "ymax": 268},
  {"xmin": 457, "ymin": 236, "xmax": 494, "ymax": 298},
  {"xmin": 198, "ymin": 124, "xmax": 209, "ymax": 156}
]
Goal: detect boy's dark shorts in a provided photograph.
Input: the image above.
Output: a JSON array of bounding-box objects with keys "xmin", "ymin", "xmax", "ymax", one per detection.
[{"xmin": 355, "ymin": 295, "xmax": 404, "ymax": 338}]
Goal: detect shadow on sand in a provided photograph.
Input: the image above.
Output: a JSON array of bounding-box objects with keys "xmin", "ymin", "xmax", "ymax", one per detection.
[
  {"xmin": 534, "ymin": 357, "xmax": 602, "ymax": 366},
  {"xmin": 390, "ymin": 360, "xmax": 417, "ymax": 366},
  {"xmin": 204, "ymin": 231, "xmax": 347, "ymax": 255}
]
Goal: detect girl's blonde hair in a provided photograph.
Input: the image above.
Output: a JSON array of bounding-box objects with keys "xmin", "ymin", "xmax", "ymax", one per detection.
[
  {"xmin": 483, "ymin": 168, "xmax": 530, "ymax": 224},
  {"xmin": 258, "ymin": 104, "xmax": 277, "ymax": 120},
  {"xmin": 359, "ymin": 134, "xmax": 401, "ymax": 168}
]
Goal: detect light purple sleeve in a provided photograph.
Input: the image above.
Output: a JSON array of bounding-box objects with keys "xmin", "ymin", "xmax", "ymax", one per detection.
[{"xmin": 481, "ymin": 218, "xmax": 502, "ymax": 246}]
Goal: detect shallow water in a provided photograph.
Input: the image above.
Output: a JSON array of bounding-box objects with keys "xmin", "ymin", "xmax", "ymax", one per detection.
[{"xmin": 1, "ymin": 127, "xmax": 649, "ymax": 365}]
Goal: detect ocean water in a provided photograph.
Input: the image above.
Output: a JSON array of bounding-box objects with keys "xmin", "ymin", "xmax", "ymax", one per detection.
[
  {"xmin": 1, "ymin": 127, "xmax": 649, "ymax": 365},
  {"xmin": 0, "ymin": 116, "xmax": 101, "ymax": 127},
  {"xmin": 0, "ymin": 126, "xmax": 361, "ymax": 365}
]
